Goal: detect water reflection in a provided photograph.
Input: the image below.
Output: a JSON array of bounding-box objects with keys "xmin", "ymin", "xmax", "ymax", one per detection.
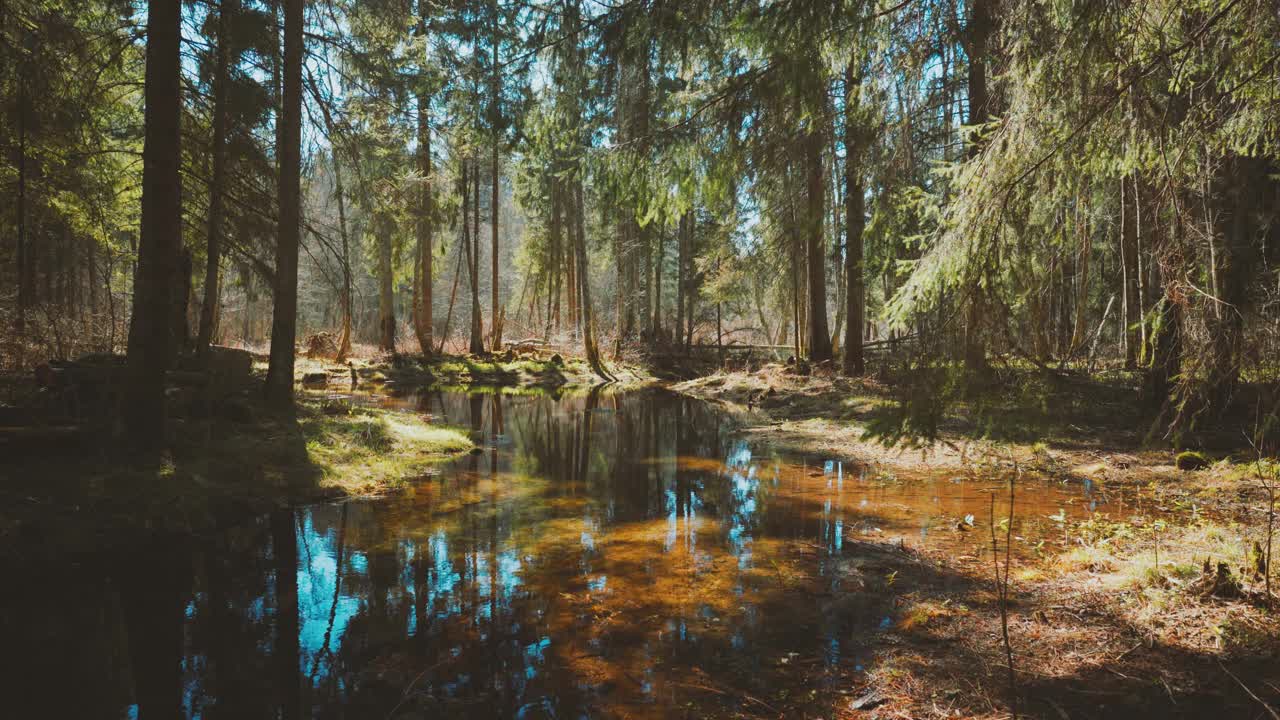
[{"xmin": 2, "ymin": 388, "xmax": 1110, "ymax": 719}]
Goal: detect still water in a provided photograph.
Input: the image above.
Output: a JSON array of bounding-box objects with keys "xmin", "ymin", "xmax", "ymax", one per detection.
[{"xmin": 5, "ymin": 388, "xmax": 1111, "ymax": 719}]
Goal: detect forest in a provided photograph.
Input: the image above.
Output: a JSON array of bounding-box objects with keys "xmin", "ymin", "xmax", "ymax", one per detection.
[{"xmin": 2, "ymin": 0, "xmax": 1280, "ymax": 718}]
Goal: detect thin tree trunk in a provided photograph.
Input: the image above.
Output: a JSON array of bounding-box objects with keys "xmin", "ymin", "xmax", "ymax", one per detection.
[
  {"xmin": 333, "ymin": 154, "xmax": 353, "ymax": 362},
  {"xmin": 843, "ymin": 61, "xmax": 866, "ymax": 376},
  {"xmin": 572, "ymin": 178, "xmax": 610, "ymax": 380},
  {"xmin": 490, "ymin": 7, "xmax": 502, "ymax": 350},
  {"xmin": 469, "ymin": 158, "xmax": 485, "ymax": 353},
  {"xmin": 197, "ymin": 0, "xmax": 236, "ymax": 359},
  {"xmin": 377, "ymin": 213, "xmax": 395, "ymax": 352}
]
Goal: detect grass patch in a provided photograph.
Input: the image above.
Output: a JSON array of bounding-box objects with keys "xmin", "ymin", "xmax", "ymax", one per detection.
[{"xmin": 300, "ymin": 402, "xmax": 472, "ymax": 496}]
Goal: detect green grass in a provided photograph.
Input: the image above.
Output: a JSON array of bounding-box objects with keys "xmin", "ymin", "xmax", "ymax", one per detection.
[{"xmin": 300, "ymin": 404, "xmax": 472, "ymax": 495}]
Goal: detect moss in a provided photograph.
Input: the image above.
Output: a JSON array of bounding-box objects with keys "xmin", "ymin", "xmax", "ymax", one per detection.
[
  {"xmin": 1175, "ymin": 450, "xmax": 1211, "ymax": 471},
  {"xmin": 299, "ymin": 404, "xmax": 472, "ymax": 496}
]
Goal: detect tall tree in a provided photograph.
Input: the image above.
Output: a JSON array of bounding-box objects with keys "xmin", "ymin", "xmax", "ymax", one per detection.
[
  {"xmin": 196, "ymin": 0, "xmax": 238, "ymax": 359},
  {"xmin": 413, "ymin": 0, "xmax": 434, "ymax": 356},
  {"xmin": 489, "ymin": 0, "xmax": 502, "ymax": 350},
  {"xmin": 804, "ymin": 114, "xmax": 833, "ymax": 363},
  {"xmin": 125, "ymin": 0, "xmax": 183, "ymax": 445},
  {"xmin": 843, "ymin": 59, "xmax": 868, "ymax": 376},
  {"xmin": 263, "ymin": 0, "xmax": 303, "ymax": 407}
]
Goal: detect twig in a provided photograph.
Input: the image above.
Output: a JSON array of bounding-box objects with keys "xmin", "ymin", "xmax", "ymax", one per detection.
[{"xmin": 1219, "ymin": 661, "xmax": 1280, "ymax": 720}]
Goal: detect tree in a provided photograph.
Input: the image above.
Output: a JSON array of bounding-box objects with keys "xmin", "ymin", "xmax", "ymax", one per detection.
[
  {"xmin": 843, "ymin": 58, "xmax": 869, "ymax": 376},
  {"xmin": 263, "ymin": 0, "xmax": 302, "ymax": 408},
  {"xmin": 412, "ymin": 0, "xmax": 434, "ymax": 357},
  {"xmin": 196, "ymin": 0, "xmax": 238, "ymax": 359},
  {"xmin": 125, "ymin": 0, "xmax": 183, "ymax": 445}
]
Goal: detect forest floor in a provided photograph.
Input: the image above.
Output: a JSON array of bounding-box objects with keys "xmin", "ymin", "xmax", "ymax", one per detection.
[{"xmin": 673, "ymin": 362, "xmax": 1280, "ymax": 718}]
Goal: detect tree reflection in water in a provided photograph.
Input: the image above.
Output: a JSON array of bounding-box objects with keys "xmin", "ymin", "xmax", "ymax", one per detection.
[{"xmin": 2, "ymin": 387, "xmax": 1105, "ymax": 719}]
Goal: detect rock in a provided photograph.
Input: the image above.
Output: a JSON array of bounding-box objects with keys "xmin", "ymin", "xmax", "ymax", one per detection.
[
  {"xmin": 550, "ymin": 353, "xmax": 564, "ymax": 366},
  {"xmin": 1175, "ymin": 450, "xmax": 1210, "ymax": 471}
]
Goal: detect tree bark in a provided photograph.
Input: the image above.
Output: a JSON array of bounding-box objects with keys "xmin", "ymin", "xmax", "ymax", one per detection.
[
  {"xmin": 126, "ymin": 0, "xmax": 183, "ymax": 444},
  {"xmin": 1120, "ymin": 174, "xmax": 1140, "ymax": 369},
  {"xmin": 376, "ymin": 213, "xmax": 396, "ymax": 352},
  {"xmin": 413, "ymin": 3, "xmax": 434, "ymax": 356},
  {"xmin": 842, "ymin": 61, "xmax": 866, "ymax": 376},
  {"xmin": 804, "ymin": 128, "xmax": 833, "ymax": 363},
  {"xmin": 573, "ymin": 178, "xmax": 610, "ymax": 380},
  {"xmin": 469, "ymin": 158, "xmax": 485, "ymax": 353},
  {"xmin": 197, "ymin": 0, "xmax": 236, "ymax": 359},
  {"xmin": 490, "ymin": 6, "xmax": 502, "ymax": 350},
  {"xmin": 264, "ymin": 0, "xmax": 303, "ymax": 407},
  {"xmin": 962, "ymin": 0, "xmax": 994, "ymax": 375}
]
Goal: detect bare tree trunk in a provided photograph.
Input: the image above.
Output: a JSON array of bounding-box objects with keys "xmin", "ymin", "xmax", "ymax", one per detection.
[
  {"xmin": 804, "ymin": 128, "xmax": 833, "ymax": 363},
  {"xmin": 414, "ymin": 7, "xmax": 434, "ymax": 357},
  {"xmin": 377, "ymin": 213, "xmax": 395, "ymax": 352},
  {"xmin": 197, "ymin": 0, "xmax": 236, "ymax": 359},
  {"xmin": 469, "ymin": 158, "xmax": 485, "ymax": 354},
  {"xmin": 490, "ymin": 10, "xmax": 502, "ymax": 350},
  {"xmin": 1120, "ymin": 174, "xmax": 1139, "ymax": 369},
  {"xmin": 264, "ymin": 0, "xmax": 303, "ymax": 408},
  {"xmin": 16, "ymin": 47, "xmax": 29, "ymax": 336},
  {"xmin": 333, "ymin": 154, "xmax": 353, "ymax": 362},
  {"xmin": 843, "ymin": 61, "xmax": 866, "ymax": 376},
  {"xmin": 963, "ymin": 0, "xmax": 994, "ymax": 375},
  {"xmin": 126, "ymin": 0, "xmax": 183, "ymax": 444},
  {"xmin": 573, "ymin": 178, "xmax": 610, "ymax": 380}
]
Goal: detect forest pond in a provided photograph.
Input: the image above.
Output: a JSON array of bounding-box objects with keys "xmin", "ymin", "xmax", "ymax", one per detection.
[{"xmin": 8, "ymin": 388, "xmax": 1118, "ymax": 719}]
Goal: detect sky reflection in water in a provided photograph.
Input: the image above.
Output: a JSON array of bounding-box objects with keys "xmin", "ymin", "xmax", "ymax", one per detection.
[{"xmin": 9, "ymin": 388, "xmax": 1112, "ymax": 719}]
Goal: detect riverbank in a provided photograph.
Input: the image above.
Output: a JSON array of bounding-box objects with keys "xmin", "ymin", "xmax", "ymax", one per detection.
[
  {"xmin": 672, "ymin": 363, "xmax": 1280, "ymax": 717},
  {"xmin": 0, "ymin": 393, "xmax": 474, "ymax": 562},
  {"xmin": 0, "ymin": 344, "xmax": 660, "ymax": 561}
]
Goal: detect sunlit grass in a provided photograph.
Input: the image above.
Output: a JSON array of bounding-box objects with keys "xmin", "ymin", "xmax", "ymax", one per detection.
[{"xmin": 301, "ymin": 404, "xmax": 472, "ymax": 496}]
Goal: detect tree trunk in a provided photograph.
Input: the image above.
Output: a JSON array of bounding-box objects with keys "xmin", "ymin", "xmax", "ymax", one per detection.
[
  {"xmin": 653, "ymin": 224, "xmax": 664, "ymax": 340},
  {"xmin": 125, "ymin": 0, "xmax": 183, "ymax": 444},
  {"xmin": 1120, "ymin": 174, "xmax": 1140, "ymax": 369},
  {"xmin": 843, "ymin": 61, "xmax": 866, "ymax": 376},
  {"xmin": 413, "ymin": 4, "xmax": 434, "ymax": 356},
  {"xmin": 676, "ymin": 212, "xmax": 686, "ymax": 347},
  {"xmin": 962, "ymin": 0, "xmax": 993, "ymax": 375},
  {"xmin": 469, "ymin": 159, "xmax": 485, "ymax": 354},
  {"xmin": 377, "ymin": 213, "xmax": 396, "ymax": 352},
  {"xmin": 197, "ymin": 0, "xmax": 236, "ymax": 360},
  {"xmin": 490, "ymin": 10, "xmax": 502, "ymax": 350},
  {"xmin": 573, "ymin": 178, "xmax": 610, "ymax": 380},
  {"xmin": 804, "ymin": 128, "xmax": 833, "ymax": 363},
  {"xmin": 264, "ymin": 0, "xmax": 303, "ymax": 408},
  {"xmin": 333, "ymin": 154, "xmax": 353, "ymax": 362},
  {"xmin": 548, "ymin": 176, "xmax": 562, "ymax": 338},
  {"xmin": 16, "ymin": 53, "xmax": 28, "ymax": 336}
]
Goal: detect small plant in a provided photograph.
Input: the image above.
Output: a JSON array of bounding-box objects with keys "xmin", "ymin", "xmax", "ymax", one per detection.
[
  {"xmin": 990, "ymin": 457, "xmax": 1019, "ymax": 718},
  {"xmin": 1250, "ymin": 453, "xmax": 1276, "ymax": 609}
]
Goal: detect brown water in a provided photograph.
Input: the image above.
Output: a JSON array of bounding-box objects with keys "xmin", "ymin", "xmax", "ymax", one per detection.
[{"xmin": 3, "ymin": 388, "xmax": 1115, "ymax": 719}]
